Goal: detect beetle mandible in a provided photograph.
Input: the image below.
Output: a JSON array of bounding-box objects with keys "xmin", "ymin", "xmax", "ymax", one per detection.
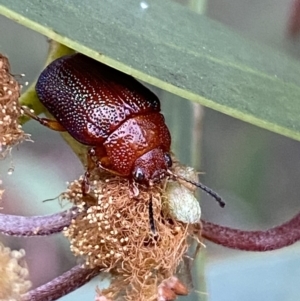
[{"xmin": 24, "ymin": 53, "xmax": 225, "ymax": 207}]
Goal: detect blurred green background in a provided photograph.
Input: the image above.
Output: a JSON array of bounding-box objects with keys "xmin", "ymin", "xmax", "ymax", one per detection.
[{"xmin": 1, "ymin": 0, "xmax": 300, "ymax": 300}]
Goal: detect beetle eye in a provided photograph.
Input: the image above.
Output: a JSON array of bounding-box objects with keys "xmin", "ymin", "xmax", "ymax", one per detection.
[
  {"xmin": 164, "ymin": 153, "xmax": 172, "ymax": 168},
  {"xmin": 133, "ymin": 168, "xmax": 145, "ymax": 182}
]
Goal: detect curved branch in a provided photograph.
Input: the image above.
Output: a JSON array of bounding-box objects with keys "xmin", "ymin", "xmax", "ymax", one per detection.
[
  {"xmin": 0, "ymin": 207, "xmax": 79, "ymax": 236},
  {"xmin": 22, "ymin": 264, "xmax": 101, "ymax": 301},
  {"xmin": 201, "ymin": 212, "xmax": 300, "ymax": 251}
]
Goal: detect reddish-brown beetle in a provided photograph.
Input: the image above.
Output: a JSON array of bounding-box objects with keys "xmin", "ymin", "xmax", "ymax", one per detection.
[{"xmin": 24, "ymin": 53, "xmax": 224, "ymax": 207}]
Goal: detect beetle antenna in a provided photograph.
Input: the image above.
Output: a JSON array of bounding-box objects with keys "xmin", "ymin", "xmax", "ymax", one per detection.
[
  {"xmin": 148, "ymin": 196, "xmax": 157, "ymax": 235},
  {"xmin": 167, "ymin": 170, "xmax": 225, "ymax": 208}
]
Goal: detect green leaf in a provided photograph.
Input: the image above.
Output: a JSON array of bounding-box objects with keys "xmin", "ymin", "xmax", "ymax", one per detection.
[{"xmin": 1, "ymin": 0, "xmax": 300, "ymax": 140}]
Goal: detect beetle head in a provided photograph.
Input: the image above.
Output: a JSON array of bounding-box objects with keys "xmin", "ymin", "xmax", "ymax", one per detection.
[
  {"xmin": 132, "ymin": 148, "xmax": 172, "ymax": 185},
  {"xmin": 132, "ymin": 149, "xmax": 226, "ymax": 208}
]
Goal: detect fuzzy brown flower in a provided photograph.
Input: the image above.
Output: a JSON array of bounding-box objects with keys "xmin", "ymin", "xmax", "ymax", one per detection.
[
  {"xmin": 0, "ymin": 243, "xmax": 31, "ymax": 300},
  {"xmin": 0, "ymin": 54, "xmax": 30, "ymax": 159},
  {"xmin": 63, "ymin": 163, "xmax": 200, "ymax": 301}
]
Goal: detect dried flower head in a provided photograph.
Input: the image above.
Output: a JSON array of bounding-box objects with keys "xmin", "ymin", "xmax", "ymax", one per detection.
[
  {"xmin": 0, "ymin": 54, "xmax": 30, "ymax": 159},
  {"xmin": 0, "ymin": 243, "xmax": 31, "ymax": 300},
  {"xmin": 63, "ymin": 163, "xmax": 200, "ymax": 301}
]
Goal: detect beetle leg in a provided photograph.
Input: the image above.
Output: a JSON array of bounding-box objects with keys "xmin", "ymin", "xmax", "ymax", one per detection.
[
  {"xmin": 96, "ymin": 160, "xmax": 124, "ymax": 177},
  {"xmin": 22, "ymin": 106, "xmax": 66, "ymax": 131},
  {"xmin": 82, "ymin": 171, "xmax": 91, "ymax": 195},
  {"xmin": 129, "ymin": 180, "xmax": 139, "ymax": 198},
  {"xmin": 84, "ymin": 147, "xmax": 127, "ymax": 195},
  {"xmin": 82, "ymin": 148, "xmax": 97, "ymax": 194},
  {"xmin": 90, "ymin": 147, "xmax": 125, "ymax": 177}
]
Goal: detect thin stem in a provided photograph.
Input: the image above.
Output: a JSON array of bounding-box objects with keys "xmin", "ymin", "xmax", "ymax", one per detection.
[
  {"xmin": 22, "ymin": 264, "xmax": 101, "ymax": 301},
  {"xmin": 0, "ymin": 207, "xmax": 79, "ymax": 236},
  {"xmin": 201, "ymin": 212, "xmax": 300, "ymax": 251}
]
